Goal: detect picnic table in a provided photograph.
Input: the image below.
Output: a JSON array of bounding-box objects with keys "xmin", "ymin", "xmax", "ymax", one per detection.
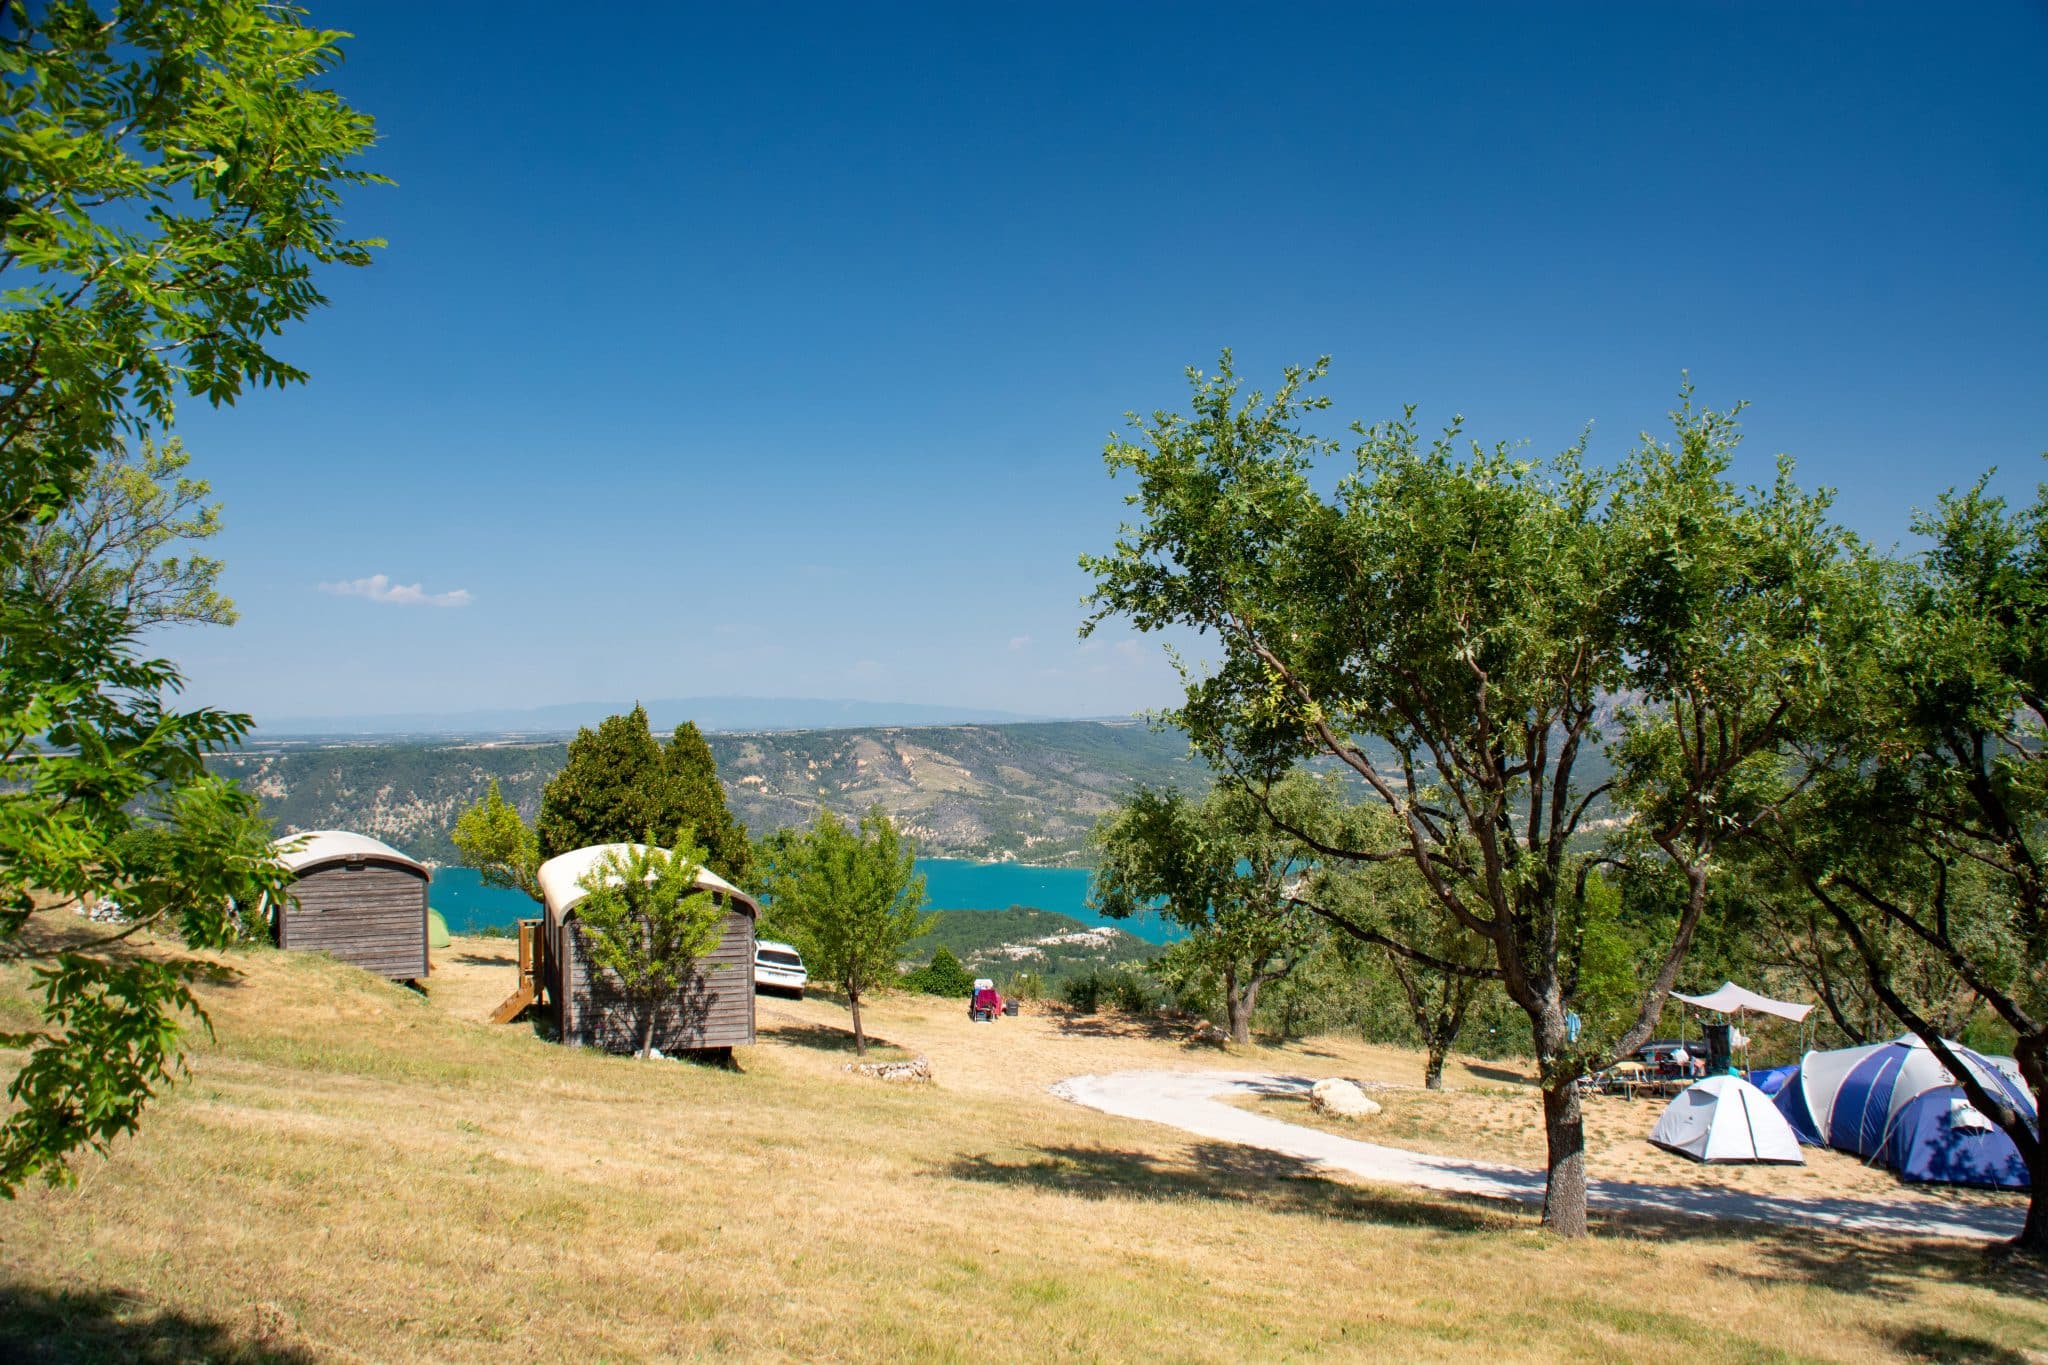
[{"xmin": 1586, "ymin": 1061, "xmax": 1687, "ymax": 1101}]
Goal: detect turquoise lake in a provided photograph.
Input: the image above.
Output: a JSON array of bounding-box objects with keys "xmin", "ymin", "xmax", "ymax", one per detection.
[{"xmin": 430, "ymin": 859, "xmax": 1180, "ymax": 944}]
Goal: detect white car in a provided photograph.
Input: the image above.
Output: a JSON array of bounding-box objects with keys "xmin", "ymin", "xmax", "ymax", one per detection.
[{"xmin": 754, "ymin": 940, "xmax": 808, "ymax": 997}]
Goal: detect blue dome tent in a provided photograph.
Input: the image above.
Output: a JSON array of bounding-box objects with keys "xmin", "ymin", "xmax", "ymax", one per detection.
[
  {"xmin": 1746, "ymin": 1064, "xmax": 1797, "ymax": 1097},
  {"xmin": 1773, "ymin": 1035, "xmax": 2036, "ymax": 1189},
  {"xmin": 1885, "ymin": 1086, "xmax": 2032, "ymax": 1190}
]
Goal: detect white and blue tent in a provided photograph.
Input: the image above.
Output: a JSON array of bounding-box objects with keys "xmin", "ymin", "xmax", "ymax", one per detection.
[
  {"xmin": 1884, "ymin": 1086, "xmax": 2032, "ymax": 1189},
  {"xmin": 1650, "ymin": 1074, "xmax": 1805, "ymax": 1164},
  {"xmin": 1772, "ymin": 1035, "xmax": 2036, "ymax": 1189}
]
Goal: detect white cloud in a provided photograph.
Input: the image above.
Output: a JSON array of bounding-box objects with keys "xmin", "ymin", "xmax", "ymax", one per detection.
[
  {"xmin": 318, "ymin": 574, "xmax": 473, "ymax": 608},
  {"xmin": 1008, "ymin": 634, "xmax": 1033, "ymax": 652}
]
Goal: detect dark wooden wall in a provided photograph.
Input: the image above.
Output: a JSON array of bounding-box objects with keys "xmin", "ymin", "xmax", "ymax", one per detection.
[
  {"xmin": 279, "ymin": 862, "xmax": 429, "ymax": 980},
  {"xmin": 556, "ymin": 906, "xmax": 756, "ymax": 1053}
]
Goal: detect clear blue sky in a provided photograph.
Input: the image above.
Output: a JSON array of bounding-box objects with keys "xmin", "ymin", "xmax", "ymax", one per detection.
[{"xmin": 165, "ymin": 2, "xmax": 2048, "ymax": 724}]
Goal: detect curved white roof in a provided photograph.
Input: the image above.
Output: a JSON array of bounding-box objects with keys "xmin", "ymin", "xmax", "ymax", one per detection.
[
  {"xmin": 272, "ymin": 830, "xmax": 428, "ymax": 877},
  {"xmin": 537, "ymin": 843, "xmax": 757, "ymax": 923}
]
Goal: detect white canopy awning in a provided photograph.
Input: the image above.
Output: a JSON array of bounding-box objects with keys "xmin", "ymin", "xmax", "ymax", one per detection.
[{"xmin": 1673, "ymin": 981, "xmax": 1813, "ymax": 1023}]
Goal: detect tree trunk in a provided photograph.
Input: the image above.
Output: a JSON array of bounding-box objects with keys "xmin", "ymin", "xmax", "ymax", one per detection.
[
  {"xmin": 1226, "ymin": 974, "xmax": 1260, "ymax": 1045},
  {"xmin": 1423, "ymin": 1039, "xmax": 1448, "ymax": 1090},
  {"xmin": 849, "ymin": 985, "xmax": 867, "ymax": 1056},
  {"xmin": 2017, "ymin": 1182, "xmax": 2048, "ymax": 1259},
  {"xmin": 1226, "ymin": 996, "xmax": 1251, "ymax": 1045},
  {"xmin": 638, "ymin": 998, "xmax": 656, "ymax": 1061},
  {"xmin": 1540, "ymin": 1080, "xmax": 1590, "ymax": 1237},
  {"xmin": 2017, "ymin": 1048, "xmax": 2047, "ymax": 1257}
]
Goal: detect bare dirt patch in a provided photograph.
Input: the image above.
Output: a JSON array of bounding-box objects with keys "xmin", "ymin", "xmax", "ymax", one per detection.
[{"xmin": 421, "ymin": 934, "xmax": 523, "ymax": 1023}]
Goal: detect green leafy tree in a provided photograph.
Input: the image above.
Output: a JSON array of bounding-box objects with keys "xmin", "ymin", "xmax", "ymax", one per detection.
[
  {"xmin": 451, "ymin": 779, "xmax": 542, "ymax": 903},
  {"xmin": 664, "ymin": 721, "xmax": 751, "ymax": 885},
  {"xmin": 759, "ymin": 806, "xmax": 930, "ymax": 1055},
  {"xmin": 0, "ymin": 0, "xmax": 379, "ymax": 1193},
  {"xmin": 1083, "ymin": 355, "xmax": 1859, "ymax": 1235},
  {"xmin": 1764, "ymin": 475, "xmax": 2048, "ymax": 1254},
  {"xmin": 571, "ymin": 837, "xmax": 729, "ymax": 1060},
  {"xmin": 747, "ymin": 825, "xmax": 800, "ymax": 913},
  {"xmin": 902, "ymin": 943, "xmax": 974, "ymax": 997},
  {"xmin": 1301, "ymin": 855, "xmax": 1495, "ymax": 1088},
  {"xmin": 1704, "ymin": 843, "xmax": 1977, "ymax": 1049},
  {"xmin": 8, "ymin": 436, "xmax": 233, "ymax": 627},
  {"xmin": 1091, "ymin": 773, "xmax": 1329, "ymax": 1045},
  {"xmin": 537, "ymin": 705, "xmax": 672, "ymax": 859},
  {"xmin": 535, "ymin": 709, "xmax": 757, "ymax": 871},
  {"xmin": 0, "ymin": 0, "xmax": 382, "ymax": 526}
]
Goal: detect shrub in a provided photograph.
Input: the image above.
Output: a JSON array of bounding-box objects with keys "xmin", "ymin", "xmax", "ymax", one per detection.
[
  {"xmin": 901, "ymin": 945, "xmax": 975, "ymax": 998},
  {"xmin": 1002, "ymin": 971, "xmax": 1046, "ymax": 1001},
  {"xmin": 1108, "ymin": 968, "xmax": 1161, "ymax": 1014},
  {"xmin": 1062, "ymin": 968, "xmax": 1108, "ymax": 1013},
  {"xmin": 1062, "ymin": 966, "xmax": 1160, "ymax": 1015}
]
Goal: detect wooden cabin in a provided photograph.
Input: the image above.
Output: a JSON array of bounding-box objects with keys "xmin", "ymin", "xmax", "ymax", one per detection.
[
  {"xmin": 271, "ymin": 830, "xmax": 431, "ymax": 981},
  {"xmin": 537, "ymin": 843, "xmax": 757, "ymax": 1053}
]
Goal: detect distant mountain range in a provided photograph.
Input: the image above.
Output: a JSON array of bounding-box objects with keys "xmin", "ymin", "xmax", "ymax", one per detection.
[
  {"xmin": 257, "ymin": 695, "xmax": 1064, "ymax": 737},
  {"xmin": 225, "ymin": 712, "xmax": 1621, "ymax": 870},
  {"xmin": 216, "ymin": 720, "xmax": 1203, "ymax": 866}
]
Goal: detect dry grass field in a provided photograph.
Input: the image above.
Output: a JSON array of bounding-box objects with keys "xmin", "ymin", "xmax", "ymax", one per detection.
[{"xmin": 0, "ymin": 933, "xmax": 2043, "ymax": 1362}]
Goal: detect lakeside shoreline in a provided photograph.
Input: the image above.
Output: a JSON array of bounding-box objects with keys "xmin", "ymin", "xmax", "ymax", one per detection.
[{"xmin": 430, "ymin": 859, "xmax": 1178, "ymax": 944}]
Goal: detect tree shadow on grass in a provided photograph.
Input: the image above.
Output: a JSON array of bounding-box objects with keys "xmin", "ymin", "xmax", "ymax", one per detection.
[
  {"xmin": 940, "ymin": 1140, "xmax": 1523, "ymax": 1233},
  {"xmin": 1879, "ymin": 1323, "xmax": 2038, "ymax": 1364},
  {"xmin": 758, "ymin": 1020, "xmax": 908, "ymax": 1056},
  {"xmin": 1049, "ymin": 1011, "xmax": 1186, "ymax": 1043},
  {"xmin": 451, "ymin": 951, "xmax": 515, "ymax": 967},
  {"xmin": 941, "ymin": 1136, "xmax": 2046, "ymax": 1312},
  {"xmin": 1697, "ymin": 1216, "xmax": 2048, "ymax": 1306},
  {"xmin": 1462, "ymin": 1062, "xmax": 1533, "ymax": 1086},
  {"xmin": 0, "ymin": 1281, "xmax": 315, "ymax": 1363}
]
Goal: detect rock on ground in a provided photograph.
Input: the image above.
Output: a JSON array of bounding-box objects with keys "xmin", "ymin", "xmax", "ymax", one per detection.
[
  {"xmin": 1310, "ymin": 1077, "xmax": 1381, "ymax": 1119},
  {"xmin": 1186, "ymin": 1021, "xmax": 1229, "ymax": 1047},
  {"xmin": 847, "ymin": 1054, "xmax": 933, "ymax": 1084}
]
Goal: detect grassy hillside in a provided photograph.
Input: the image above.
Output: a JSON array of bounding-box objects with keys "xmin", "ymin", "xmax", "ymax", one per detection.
[
  {"xmin": 1, "ymin": 936, "xmax": 2041, "ymax": 1360},
  {"xmin": 211, "ymin": 720, "xmax": 1202, "ymax": 866}
]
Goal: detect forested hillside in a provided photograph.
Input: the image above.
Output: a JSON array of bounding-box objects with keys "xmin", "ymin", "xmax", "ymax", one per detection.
[
  {"xmin": 211, "ymin": 721, "xmax": 1203, "ymax": 865},
  {"xmin": 904, "ymin": 906, "xmax": 1160, "ymax": 983}
]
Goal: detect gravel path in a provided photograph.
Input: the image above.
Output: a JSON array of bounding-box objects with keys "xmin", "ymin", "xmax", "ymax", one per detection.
[{"xmin": 1051, "ymin": 1069, "xmax": 2025, "ymax": 1243}]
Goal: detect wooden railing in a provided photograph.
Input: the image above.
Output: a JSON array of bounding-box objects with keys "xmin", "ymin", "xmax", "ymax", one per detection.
[{"xmin": 489, "ymin": 918, "xmax": 545, "ymax": 1025}]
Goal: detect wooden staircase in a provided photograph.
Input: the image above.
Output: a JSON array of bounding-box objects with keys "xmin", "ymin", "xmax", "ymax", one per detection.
[{"xmin": 489, "ymin": 919, "xmax": 544, "ymax": 1024}]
